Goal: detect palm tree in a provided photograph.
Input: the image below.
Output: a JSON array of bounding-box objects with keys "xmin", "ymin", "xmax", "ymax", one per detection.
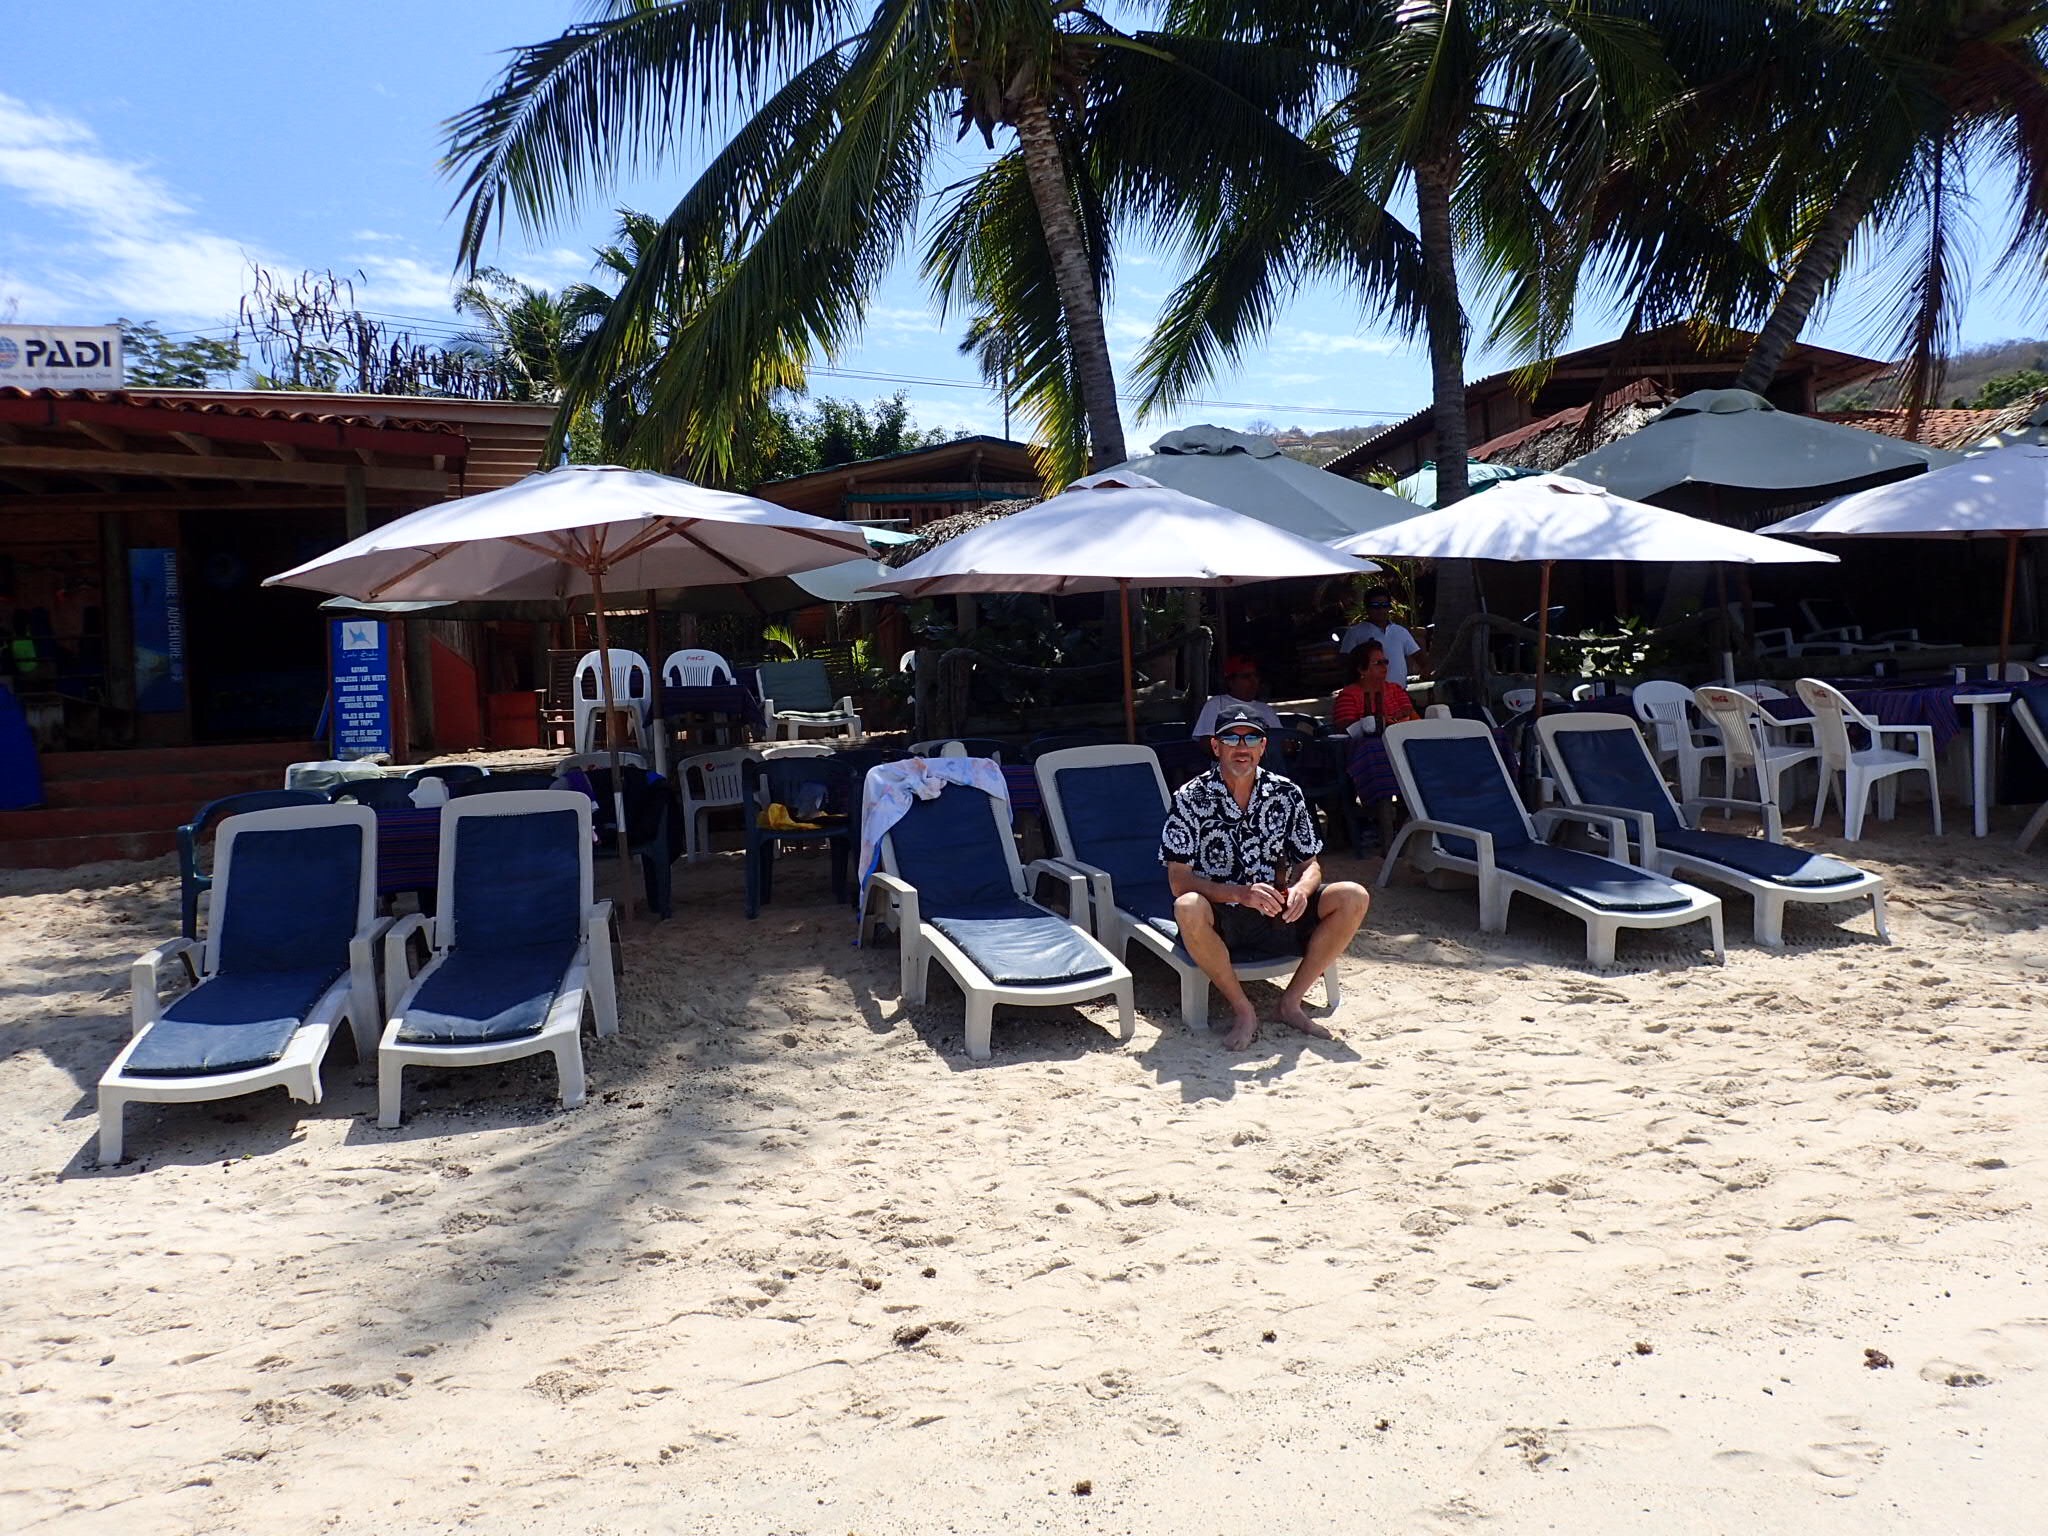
[
  {"xmin": 1724, "ymin": 1, "xmax": 2048, "ymax": 416},
  {"xmin": 452, "ymin": 268, "xmax": 580, "ymax": 401},
  {"xmin": 443, "ymin": 0, "xmax": 1162, "ymax": 478}
]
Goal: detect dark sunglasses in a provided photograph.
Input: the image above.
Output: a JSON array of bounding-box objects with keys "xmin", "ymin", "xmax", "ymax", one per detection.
[
  {"xmin": 1367, "ymin": 601, "xmax": 1393, "ymax": 610},
  {"xmin": 1215, "ymin": 729, "xmax": 1267, "ymax": 746}
]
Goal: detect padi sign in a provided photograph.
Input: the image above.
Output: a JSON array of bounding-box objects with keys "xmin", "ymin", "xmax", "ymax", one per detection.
[{"xmin": 0, "ymin": 325, "xmax": 124, "ymax": 388}]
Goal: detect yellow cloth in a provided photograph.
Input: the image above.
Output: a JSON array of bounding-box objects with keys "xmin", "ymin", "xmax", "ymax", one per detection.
[{"xmin": 757, "ymin": 802, "xmax": 821, "ymax": 831}]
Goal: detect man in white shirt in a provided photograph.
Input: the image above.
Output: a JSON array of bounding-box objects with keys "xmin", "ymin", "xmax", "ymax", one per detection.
[
  {"xmin": 1190, "ymin": 655, "xmax": 1285, "ymax": 738},
  {"xmin": 1337, "ymin": 589, "xmax": 1426, "ymax": 686}
]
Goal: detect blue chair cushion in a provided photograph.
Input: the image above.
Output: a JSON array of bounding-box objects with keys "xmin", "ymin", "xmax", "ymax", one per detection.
[
  {"xmin": 1549, "ymin": 727, "xmax": 1682, "ymax": 831},
  {"xmin": 1658, "ymin": 828, "xmax": 1865, "ymax": 888},
  {"xmin": 887, "ymin": 785, "xmax": 1019, "ymax": 914},
  {"xmin": 928, "ymin": 900, "xmax": 1114, "ymax": 987},
  {"xmin": 757, "ymin": 660, "xmax": 837, "ymax": 714},
  {"xmin": 1052, "ymin": 761, "xmax": 1174, "ymax": 909},
  {"xmin": 396, "ymin": 941, "xmax": 580, "ymax": 1044},
  {"xmin": 451, "ymin": 810, "xmax": 586, "ymax": 951},
  {"xmin": 215, "ymin": 823, "xmax": 364, "ymax": 978},
  {"xmin": 126, "ymin": 967, "xmax": 346, "ymax": 1077},
  {"xmin": 1492, "ymin": 845, "xmax": 1695, "ymax": 912},
  {"xmin": 1403, "ymin": 734, "xmax": 1532, "ymax": 859}
]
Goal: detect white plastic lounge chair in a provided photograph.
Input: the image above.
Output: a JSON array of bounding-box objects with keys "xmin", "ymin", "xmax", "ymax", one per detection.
[
  {"xmin": 99, "ymin": 804, "xmax": 387, "ymax": 1163},
  {"xmin": 572, "ymin": 648, "xmax": 653, "ymax": 754},
  {"xmin": 756, "ymin": 659, "xmax": 864, "ymax": 743},
  {"xmin": 1380, "ymin": 718, "xmax": 1724, "ymax": 966},
  {"xmin": 677, "ymin": 747, "xmax": 757, "ymax": 860},
  {"xmin": 1537, "ymin": 713, "xmax": 1887, "ymax": 948},
  {"xmin": 1693, "ymin": 685, "xmax": 1817, "ymax": 837},
  {"xmin": 1795, "ymin": 678, "xmax": 1942, "ymax": 841},
  {"xmin": 1633, "ymin": 680, "xmax": 1726, "ymax": 805},
  {"xmin": 1033, "ymin": 745, "xmax": 1340, "ymax": 1031},
  {"xmin": 377, "ymin": 791, "xmax": 619, "ymax": 1127},
  {"xmin": 2009, "ymin": 684, "xmax": 2048, "ymax": 852},
  {"xmin": 858, "ymin": 779, "xmax": 1133, "ymax": 1060}
]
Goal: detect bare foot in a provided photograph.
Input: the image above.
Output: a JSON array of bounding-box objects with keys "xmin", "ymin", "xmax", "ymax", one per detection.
[
  {"xmin": 1277, "ymin": 996, "xmax": 1334, "ymax": 1039},
  {"xmin": 1222, "ymin": 1009, "xmax": 1260, "ymax": 1051}
]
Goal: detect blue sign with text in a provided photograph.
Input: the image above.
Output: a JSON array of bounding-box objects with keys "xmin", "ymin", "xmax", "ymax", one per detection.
[{"xmin": 330, "ymin": 618, "xmax": 392, "ymax": 759}]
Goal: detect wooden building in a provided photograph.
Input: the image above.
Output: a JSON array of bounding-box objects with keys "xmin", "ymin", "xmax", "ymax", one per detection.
[{"xmin": 751, "ymin": 434, "xmax": 1042, "ymax": 530}]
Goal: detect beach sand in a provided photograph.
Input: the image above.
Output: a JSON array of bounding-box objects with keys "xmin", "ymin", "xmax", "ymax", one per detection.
[{"xmin": 4, "ymin": 816, "xmax": 2046, "ymax": 1533}]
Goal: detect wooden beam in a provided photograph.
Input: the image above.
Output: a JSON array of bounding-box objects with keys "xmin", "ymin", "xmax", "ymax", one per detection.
[
  {"xmin": 66, "ymin": 418, "xmax": 127, "ymax": 452},
  {"xmin": 168, "ymin": 431, "xmax": 217, "ymax": 455},
  {"xmin": 0, "ymin": 445, "xmax": 451, "ymax": 491},
  {"xmin": 0, "ymin": 487, "xmax": 408, "ymax": 514},
  {"xmin": 354, "ymin": 447, "xmax": 379, "ymax": 467},
  {"xmin": 0, "ymin": 471, "xmax": 45, "ymax": 493},
  {"xmin": 0, "ymin": 424, "xmax": 17, "ymax": 445},
  {"xmin": 265, "ymin": 440, "xmax": 302, "ymax": 461}
]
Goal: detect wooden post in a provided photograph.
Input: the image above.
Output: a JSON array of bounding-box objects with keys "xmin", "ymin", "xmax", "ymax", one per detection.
[
  {"xmin": 1119, "ymin": 578, "xmax": 1137, "ymax": 743},
  {"xmin": 1532, "ymin": 561, "xmax": 1553, "ymax": 718},
  {"xmin": 588, "ymin": 565, "xmax": 638, "ymax": 921},
  {"xmin": 344, "ymin": 466, "xmax": 369, "ymax": 539},
  {"xmin": 1999, "ymin": 530, "xmax": 2021, "ymax": 676}
]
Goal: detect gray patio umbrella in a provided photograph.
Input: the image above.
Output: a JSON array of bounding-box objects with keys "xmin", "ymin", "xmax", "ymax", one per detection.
[
  {"xmin": 268, "ymin": 465, "xmax": 868, "ymax": 913},
  {"xmin": 1099, "ymin": 424, "xmax": 1416, "ymax": 542}
]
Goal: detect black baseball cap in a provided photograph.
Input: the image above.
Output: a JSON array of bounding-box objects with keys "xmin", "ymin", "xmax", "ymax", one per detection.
[{"xmin": 1210, "ymin": 704, "xmax": 1268, "ymax": 736}]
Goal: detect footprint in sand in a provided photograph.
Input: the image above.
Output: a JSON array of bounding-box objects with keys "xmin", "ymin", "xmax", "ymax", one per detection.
[{"xmin": 1799, "ymin": 1439, "xmax": 1886, "ymax": 1487}]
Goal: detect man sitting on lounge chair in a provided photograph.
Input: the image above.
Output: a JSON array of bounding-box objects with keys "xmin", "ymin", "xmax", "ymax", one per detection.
[{"xmin": 1161, "ymin": 705, "xmax": 1370, "ymax": 1050}]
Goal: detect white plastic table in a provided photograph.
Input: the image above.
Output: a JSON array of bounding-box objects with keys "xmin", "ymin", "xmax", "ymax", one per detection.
[{"xmin": 1952, "ymin": 691, "xmax": 2012, "ymax": 838}]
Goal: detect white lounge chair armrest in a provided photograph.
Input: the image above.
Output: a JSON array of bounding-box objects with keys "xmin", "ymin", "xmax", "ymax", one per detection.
[
  {"xmin": 835, "ymin": 695, "xmax": 857, "ymax": 715},
  {"xmin": 1536, "ymin": 805, "xmax": 1635, "ymax": 856},
  {"xmin": 1551, "ymin": 801, "xmax": 1659, "ymax": 859},
  {"xmin": 583, "ymin": 896, "xmax": 616, "ymax": 963},
  {"xmin": 1873, "ymin": 722, "xmax": 1934, "ymax": 746},
  {"xmin": 350, "ymin": 916, "xmax": 395, "ymax": 1023},
  {"xmin": 760, "ymin": 693, "xmax": 777, "ymax": 719},
  {"xmin": 381, "ymin": 912, "xmax": 434, "ymax": 998},
  {"xmin": 130, "ymin": 937, "xmax": 199, "ymax": 1035},
  {"xmin": 1404, "ymin": 818, "xmax": 1496, "ymax": 879},
  {"xmin": 863, "ymin": 871, "xmax": 920, "ymax": 936},
  {"xmin": 1023, "ymin": 858, "xmax": 1091, "ymax": 923}
]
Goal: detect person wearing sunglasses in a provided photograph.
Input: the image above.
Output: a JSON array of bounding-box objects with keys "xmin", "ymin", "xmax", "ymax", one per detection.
[
  {"xmin": 1337, "ymin": 588, "xmax": 1427, "ymax": 686},
  {"xmin": 1190, "ymin": 654, "xmax": 1284, "ymax": 739},
  {"xmin": 1159, "ymin": 704, "xmax": 1370, "ymax": 1051}
]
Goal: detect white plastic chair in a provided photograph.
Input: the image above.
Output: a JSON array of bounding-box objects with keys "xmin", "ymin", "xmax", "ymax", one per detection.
[
  {"xmin": 1795, "ymin": 678, "xmax": 1942, "ymax": 841},
  {"xmin": 1501, "ymin": 687, "xmax": 1564, "ymax": 715},
  {"xmin": 99, "ymin": 804, "xmax": 388, "ymax": 1163},
  {"xmin": 677, "ymin": 748, "xmax": 757, "ymax": 860},
  {"xmin": 377, "ymin": 791, "xmax": 619, "ymax": 1127},
  {"xmin": 662, "ymin": 647, "xmax": 736, "ymax": 687},
  {"xmin": 1633, "ymin": 680, "xmax": 1726, "ymax": 805},
  {"xmin": 2010, "ymin": 689, "xmax": 2048, "ymax": 852},
  {"xmin": 573, "ymin": 649, "xmax": 653, "ymax": 755},
  {"xmin": 1954, "ymin": 662, "xmax": 2033, "ymax": 683},
  {"xmin": 1034, "ymin": 745, "xmax": 1339, "ymax": 1030},
  {"xmin": 1693, "ymin": 686, "xmax": 1816, "ymax": 838}
]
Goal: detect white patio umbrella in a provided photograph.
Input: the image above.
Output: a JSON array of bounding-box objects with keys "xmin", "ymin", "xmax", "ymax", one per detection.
[
  {"xmin": 1560, "ymin": 388, "xmax": 1959, "ymax": 502},
  {"xmin": 1100, "ymin": 425, "xmax": 1417, "ymax": 541},
  {"xmin": 860, "ymin": 471, "xmax": 1373, "ymax": 740},
  {"xmin": 1331, "ymin": 475, "xmax": 1836, "ymax": 708},
  {"xmin": 267, "ymin": 465, "xmax": 869, "ymax": 910},
  {"xmin": 1761, "ymin": 445, "xmax": 2048, "ymax": 671}
]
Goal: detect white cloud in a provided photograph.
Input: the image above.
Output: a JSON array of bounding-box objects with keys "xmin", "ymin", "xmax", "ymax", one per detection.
[
  {"xmin": 349, "ymin": 252, "xmax": 464, "ymax": 314},
  {"xmin": 1273, "ymin": 326, "xmax": 1403, "ymax": 356},
  {"xmin": 0, "ymin": 92, "xmax": 261, "ymax": 322},
  {"xmin": 1263, "ymin": 371, "xmax": 1328, "ymax": 387}
]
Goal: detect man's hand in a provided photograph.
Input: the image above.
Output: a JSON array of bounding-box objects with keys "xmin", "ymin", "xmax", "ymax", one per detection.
[
  {"xmin": 1241, "ymin": 882, "xmax": 1285, "ymax": 916},
  {"xmin": 1281, "ymin": 883, "xmax": 1310, "ymax": 923}
]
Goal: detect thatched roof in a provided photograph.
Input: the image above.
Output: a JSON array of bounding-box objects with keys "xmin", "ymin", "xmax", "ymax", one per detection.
[
  {"xmin": 881, "ymin": 498, "xmax": 1039, "ymax": 567},
  {"xmin": 1473, "ymin": 381, "xmax": 1673, "ymax": 471}
]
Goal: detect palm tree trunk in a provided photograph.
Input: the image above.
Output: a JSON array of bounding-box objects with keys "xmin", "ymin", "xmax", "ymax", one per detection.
[
  {"xmin": 1734, "ymin": 178, "xmax": 1875, "ymax": 396},
  {"xmin": 1012, "ymin": 92, "xmax": 1126, "ymax": 470},
  {"xmin": 1414, "ymin": 154, "xmax": 1481, "ymax": 679}
]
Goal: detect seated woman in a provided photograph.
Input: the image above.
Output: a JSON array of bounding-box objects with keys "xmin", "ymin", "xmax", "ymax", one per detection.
[{"xmin": 1332, "ymin": 641, "xmax": 1419, "ymax": 735}]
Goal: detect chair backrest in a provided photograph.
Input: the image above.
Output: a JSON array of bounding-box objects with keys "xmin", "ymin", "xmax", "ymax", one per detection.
[
  {"xmin": 1034, "ymin": 746, "xmax": 1174, "ymax": 911},
  {"xmin": 663, "ymin": 647, "xmax": 735, "ymax": 687},
  {"xmin": 1954, "ymin": 662, "xmax": 2033, "ymax": 683},
  {"xmin": 556, "ymin": 749, "xmax": 650, "ymax": 773},
  {"xmin": 1793, "ymin": 677, "xmax": 1867, "ymax": 769},
  {"xmin": 190, "ymin": 788, "xmax": 327, "ymax": 842},
  {"xmin": 543, "ymin": 649, "xmax": 583, "ymax": 710},
  {"xmin": 1693, "ymin": 685, "xmax": 1768, "ymax": 774},
  {"xmin": 756, "ymin": 658, "xmax": 836, "ymax": 713},
  {"xmin": 1631, "ymin": 679, "xmax": 1698, "ymax": 751},
  {"xmin": 1383, "ymin": 719, "xmax": 1534, "ymax": 854},
  {"xmin": 435, "ymin": 790, "xmax": 593, "ymax": 955},
  {"xmin": 743, "ymin": 753, "xmax": 856, "ymax": 819},
  {"xmin": 1152, "ymin": 737, "xmax": 1212, "ymax": 789},
  {"xmin": 757, "ymin": 741, "xmax": 831, "ymax": 759},
  {"xmin": 1731, "ymin": 679, "xmax": 1787, "ymax": 700},
  {"xmin": 1500, "ymin": 688, "xmax": 1562, "ymax": 715},
  {"xmin": 330, "ymin": 777, "xmax": 417, "ymax": 810},
  {"xmin": 584, "ymin": 763, "xmax": 669, "ymax": 845},
  {"xmin": 1024, "ymin": 729, "xmax": 1118, "ymax": 763},
  {"xmin": 2012, "ymin": 683, "xmax": 2048, "ymax": 767},
  {"xmin": 1536, "ymin": 715, "xmax": 1682, "ymax": 831},
  {"xmin": 407, "ymin": 763, "xmax": 487, "ymax": 786},
  {"xmin": 1800, "ymin": 597, "xmax": 1859, "ymax": 637},
  {"xmin": 909, "ymin": 738, "xmax": 1008, "ymax": 763},
  {"xmin": 450, "ymin": 769, "xmax": 558, "ymax": 797},
  {"xmin": 880, "ymin": 782, "xmax": 1025, "ymax": 916},
  {"xmin": 680, "ymin": 748, "xmax": 756, "ymax": 806},
  {"xmin": 574, "ymin": 649, "xmax": 653, "ymax": 712},
  {"xmin": 207, "ymin": 804, "xmax": 375, "ymax": 980}
]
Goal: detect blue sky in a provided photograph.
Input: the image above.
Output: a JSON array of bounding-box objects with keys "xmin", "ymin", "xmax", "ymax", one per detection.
[{"xmin": 3, "ymin": 1, "xmax": 2043, "ymax": 445}]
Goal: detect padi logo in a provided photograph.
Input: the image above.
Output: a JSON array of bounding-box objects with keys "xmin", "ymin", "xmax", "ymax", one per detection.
[{"xmin": 0, "ymin": 325, "xmax": 124, "ymax": 387}]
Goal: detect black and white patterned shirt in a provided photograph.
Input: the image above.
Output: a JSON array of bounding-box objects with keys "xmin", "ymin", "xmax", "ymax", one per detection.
[{"xmin": 1159, "ymin": 767, "xmax": 1322, "ymax": 885}]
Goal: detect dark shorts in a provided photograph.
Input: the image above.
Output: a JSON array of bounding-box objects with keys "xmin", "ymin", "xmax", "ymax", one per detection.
[{"xmin": 1212, "ymin": 888, "xmax": 1326, "ymax": 962}]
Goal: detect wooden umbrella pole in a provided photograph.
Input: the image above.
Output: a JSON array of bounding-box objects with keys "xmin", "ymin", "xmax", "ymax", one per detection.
[
  {"xmin": 2000, "ymin": 530, "xmax": 2021, "ymax": 677},
  {"xmin": 1714, "ymin": 563, "xmax": 1736, "ymax": 685},
  {"xmin": 588, "ymin": 566, "xmax": 638, "ymax": 921},
  {"xmin": 1532, "ymin": 561, "xmax": 1553, "ymax": 718},
  {"xmin": 1120, "ymin": 579, "xmax": 1137, "ymax": 744}
]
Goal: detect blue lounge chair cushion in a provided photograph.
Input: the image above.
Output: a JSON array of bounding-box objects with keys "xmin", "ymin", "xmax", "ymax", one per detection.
[
  {"xmin": 1492, "ymin": 845, "xmax": 1694, "ymax": 912},
  {"xmin": 1658, "ymin": 828, "xmax": 1865, "ymax": 888},
  {"xmin": 215, "ymin": 823, "xmax": 365, "ymax": 978},
  {"xmin": 126, "ymin": 967, "xmax": 346, "ymax": 1077},
  {"xmin": 928, "ymin": 901, "xmax": 1114, "ymax": 987},
  {"xmin": 450, "ymin": 810, "xmax": 586, "ymax": 951},
  {"xmin": 396, "ymin": 941, "xmax": 580, "ymax": 1044},
  {"xmin": 1549, "ymin": 727, "xmax": 1682, "ymax": 831},
  {"xmin": 1403, "ymin": 734, "xmax": 1533, "ymax": 859},
  {"xmin": 886, "ymin": 784, "xmax": 1023, "ymax": 914}
]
